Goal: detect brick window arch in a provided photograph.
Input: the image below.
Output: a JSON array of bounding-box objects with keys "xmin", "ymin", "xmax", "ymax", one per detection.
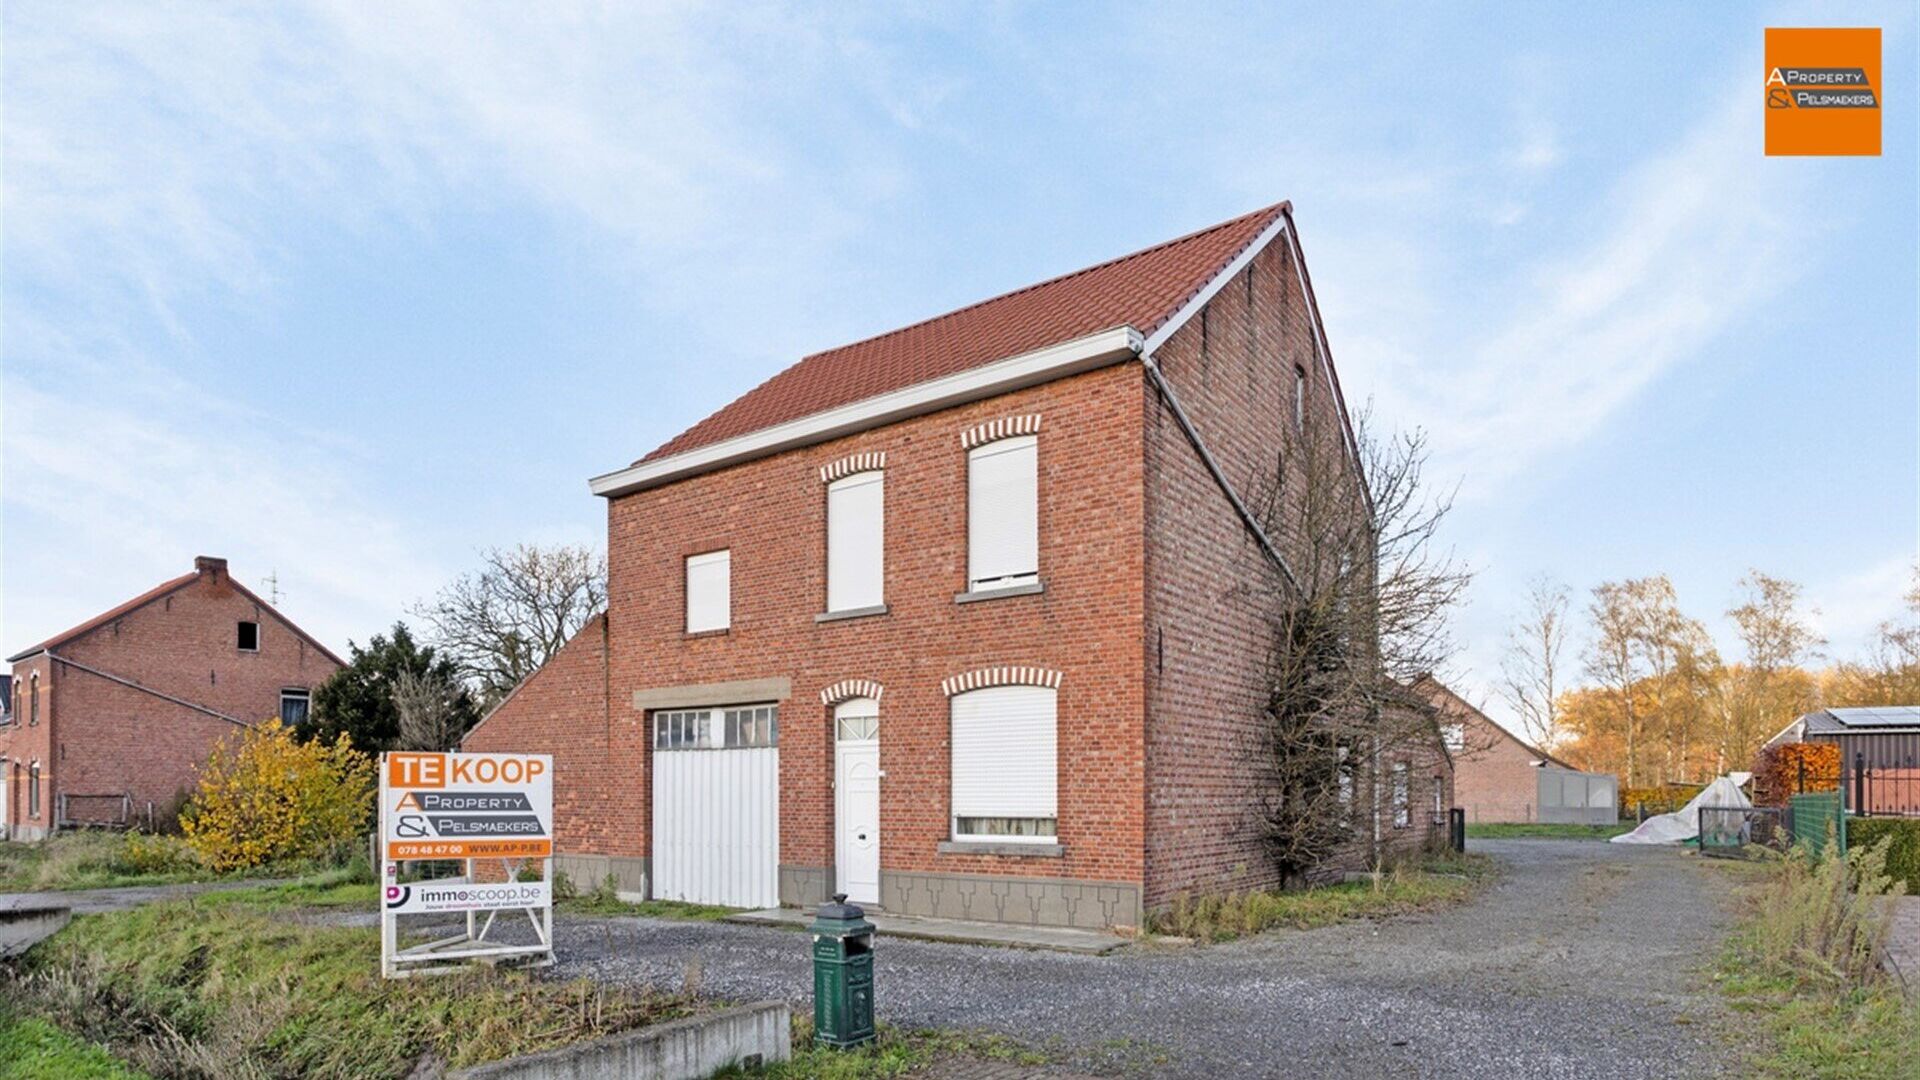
[
  {"xmin": 819, "ymin": 679, "xmax": 886, "ymax": 706},
  {"xmin": 959, "ymin": 414, "xmax": 1042, "ymax": 449},
  {"xmin": 939, "ymin": 666, "xmax": 1063, "ymax": 697}
]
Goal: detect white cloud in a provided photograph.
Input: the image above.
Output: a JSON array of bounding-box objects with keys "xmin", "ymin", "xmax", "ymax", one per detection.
[{"xmin": 1805, "ymin": 555, "xmax": 1915, "ymax": 659}]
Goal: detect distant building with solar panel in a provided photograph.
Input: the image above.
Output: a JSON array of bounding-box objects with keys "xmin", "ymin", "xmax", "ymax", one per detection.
[{"xmin": 1766, "ymin": 706, "xmax": 1920, "ymax": 817}]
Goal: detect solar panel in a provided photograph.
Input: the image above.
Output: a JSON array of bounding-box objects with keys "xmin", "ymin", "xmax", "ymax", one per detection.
[{"xmin": 1827, "ymin": 706, "xmax": 1920, "ymax": 728}]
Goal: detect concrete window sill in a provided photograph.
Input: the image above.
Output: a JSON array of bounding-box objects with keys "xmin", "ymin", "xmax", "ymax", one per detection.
[
  {"xmin": 683, "ymin": 628, "xmax": 731, "ymax": 640},
  {"xmin": 936, "ymin": 840, "xmax": 1065, "ymax": 858},
  {"xmin": 953, "ymin": 581, "xmax": 1045, "ymax": 605},
  {"xmin": 815, "ymin": 604, "xmax": 889, "ymax": 624}
]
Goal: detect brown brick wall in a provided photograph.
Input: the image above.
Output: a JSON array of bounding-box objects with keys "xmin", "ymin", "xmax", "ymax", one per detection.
[
  {"xmin": 1421, "ymin": 680, "xmax": 1544, "ymax": 824},
  {"xmin": 2, "ymin": 563, "xmax": 339, "ymax": 831},
  {"xmin": 0, "ymin": 655, "xmax": 54, "ymax": 837}
]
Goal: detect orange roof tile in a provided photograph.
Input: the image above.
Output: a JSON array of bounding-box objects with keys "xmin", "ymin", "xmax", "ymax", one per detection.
[{"xmin": 642, "ymin": 202, "xmax": 1288, "ymax": 462}]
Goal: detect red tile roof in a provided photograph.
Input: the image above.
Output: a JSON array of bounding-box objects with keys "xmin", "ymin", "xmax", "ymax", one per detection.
[{"xmin": 642, "ymin": 201, "xmax": 1289, "ymax": 463}]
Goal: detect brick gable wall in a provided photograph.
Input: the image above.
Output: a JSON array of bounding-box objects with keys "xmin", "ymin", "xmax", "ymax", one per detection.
[
  {"xmin": 2, "ymin": 566, "xmax": 339, "ymax": 831},
  {"xmin": 1425, "ymin": 685, "xmax": 1547, "ymax": 824}
]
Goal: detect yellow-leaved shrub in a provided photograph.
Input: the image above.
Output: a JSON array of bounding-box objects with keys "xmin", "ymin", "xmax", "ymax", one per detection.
[{"xmin": 181, "ymin": 719, "xmax": 376, "ymax": 871}]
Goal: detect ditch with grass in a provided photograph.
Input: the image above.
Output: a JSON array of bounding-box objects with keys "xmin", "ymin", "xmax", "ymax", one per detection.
[
  {"xmin": 1714, "ymin": 836, "xmax": 1919, "ymax": 1080},
  {"xmin": 2, "ymin": 886, "xmax": 705, "ymax": 1079}
]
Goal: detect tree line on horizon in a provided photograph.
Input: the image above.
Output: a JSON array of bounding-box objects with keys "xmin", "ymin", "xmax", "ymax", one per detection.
[{"xmin": 1495, "ymin": 566, "xmax": 1920, "ymax": 789}]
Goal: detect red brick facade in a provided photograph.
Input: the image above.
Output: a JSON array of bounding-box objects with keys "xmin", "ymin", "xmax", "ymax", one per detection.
[
  {"xmin": 470, "ymin": 208, "xmax": 1454, "ymax": 925},
  {"xmin": 1, "ymin": 557, "xmax": 341, "ymax": 839}
]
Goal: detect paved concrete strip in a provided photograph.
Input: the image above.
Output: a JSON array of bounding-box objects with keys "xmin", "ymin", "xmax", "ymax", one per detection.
[
  {"xmin": 1886, "ymin": 895, "xmax": 1920, "ymax": 996},
  {"xmin": 0, "ymin": 877, "xmax": 290, "ymax": 914},
  {"xmin": 726, "ymin": 906, "xmax": 1128, "ymax": 955}
]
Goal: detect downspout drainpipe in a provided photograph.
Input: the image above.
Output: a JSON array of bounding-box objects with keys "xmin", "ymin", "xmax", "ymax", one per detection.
[{"xmin": 1140, "ymin": 353, "xmax": 1302, "ymax": 595}]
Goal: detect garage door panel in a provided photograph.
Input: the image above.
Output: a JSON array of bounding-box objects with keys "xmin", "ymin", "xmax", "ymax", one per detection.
[{"xmin": 652, "ymin": 746, "xmax": 778, "ymax": 908}]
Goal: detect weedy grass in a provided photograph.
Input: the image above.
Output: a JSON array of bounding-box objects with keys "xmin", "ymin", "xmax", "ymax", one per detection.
[
  {"xmin": 1150, "ymin": 850, "xmax": 1495, "ymax": 941},
  {"xmin": 0, "ymin": 831, "xmax": 239, "ymax": 892},
  {"xmin": 552, "ymin": 871, "xmax": 739, "ymax": 920},
  {"xmin": 715, "ymin": 1016, "xmax": 1048, "ymax": 1079},
  {"xmin": 8, "ymin": 895, "xmax": 699, "ymax": 1079},
  {"xmin": 0, "ymin": 1003, "xmax": 152, "ymax": 1080},
  {"xmin": 1464, "ymin": 822, "xmax": 1635, "ymax": 840},
  {"xmin": 1714, "ymin": 835, "xmax": 1919, "ymax": 1080}
]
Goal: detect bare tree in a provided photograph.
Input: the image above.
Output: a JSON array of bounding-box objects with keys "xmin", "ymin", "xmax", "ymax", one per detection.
[
  {"xmin": 1498, "ymin": 575, "xmax": 1572, "ymax": 751},
  {"xmin": 1586, "ymin": 580, "xmax": 1647, "ymax": 787},
  {"xmin": 393, "ymin": 669, "xmax": 466, "ymax": 752},
  {"xmin": 1248, "ymin": 401, "xmax": 1471, "ymax": 884},
  {"xmin": 413, "ymin": 544, "xmax": 607, "ymax": 704}
]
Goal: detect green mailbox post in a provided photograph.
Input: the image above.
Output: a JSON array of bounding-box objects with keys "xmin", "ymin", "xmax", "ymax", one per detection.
[{"xmin": 809, "ymin": 893, "xmax": 875, "ymax": 1048}]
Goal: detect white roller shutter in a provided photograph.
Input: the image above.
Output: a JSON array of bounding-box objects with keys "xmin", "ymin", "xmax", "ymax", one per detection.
[
  {"xmin": 826, "ymin": 471, "xmax": 884, "ymax": 612},
  {"xmin": 951, "ymin": 684, "xmax": 1056, "ymax": 830},
  {"xmin": 967, "ymin": 436, "xmax": 1038, "ymax": 590},
  {"xmin": 685, "ymin": 550, "xmax": 730, "ymax": 632}
]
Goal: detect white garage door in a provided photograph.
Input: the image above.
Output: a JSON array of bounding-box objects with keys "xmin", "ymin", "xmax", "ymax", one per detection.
[{"xmin": 650, "ymin": 705, "xmax": 779, "ymax": 908}]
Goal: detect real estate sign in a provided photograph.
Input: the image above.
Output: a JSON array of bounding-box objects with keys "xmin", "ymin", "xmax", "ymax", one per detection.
[{"xmin": 378, "ymin": 751, "xmax": 556, "ymax": 978}]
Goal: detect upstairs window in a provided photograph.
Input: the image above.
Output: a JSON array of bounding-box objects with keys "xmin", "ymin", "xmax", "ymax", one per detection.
[
  {"xmin": 826, "ymin": 471, "xmax": 885, "ymax": 613},
  {"xmin": 966, "ymin": 436, "xmax": 1039, "ymax": 592},
  {"xmin": 237, "ymin": 621, "xmax": 260, "ymax": 652},
  {"xmin": 1293, "ymin": 364, "xmax": 1307, "ymax": 430},
  {"xmin": 685, "ymin": 550, "xmax": 731, "ymax": 633},
  {"xmin": 280, "ymin": 688, "xmax": 311, "ymax": 728},
  {"xmin": 29, "ymin": 673, "xmax": 38, "ymax": 726},
  {"xmin": 1443, "ymin": 723, "xmax": 1465, "ymax": 753}
]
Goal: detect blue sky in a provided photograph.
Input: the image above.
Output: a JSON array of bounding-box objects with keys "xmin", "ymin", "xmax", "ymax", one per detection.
[{"xmin": 3, "ymin": 3, "xmax": 1915, "ymax": 731}]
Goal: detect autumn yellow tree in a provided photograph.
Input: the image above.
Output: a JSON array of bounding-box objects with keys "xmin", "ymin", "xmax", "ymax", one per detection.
[{"xmin": 181, "ymin": 719, "xmax": 376, "ymax": 871}]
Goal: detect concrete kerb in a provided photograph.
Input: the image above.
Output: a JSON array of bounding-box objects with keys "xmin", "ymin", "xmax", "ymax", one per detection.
[
  {"xmin": 449, "ymin": 1001, "xmax": 790, "ymax": 1080},
  {"xmin": 727, "ymin": 906, "xmax": 1128, "ymax": 955},
  {"xmin": 0, "ymin": 904, "xmax": 72, "ymax": 960}
]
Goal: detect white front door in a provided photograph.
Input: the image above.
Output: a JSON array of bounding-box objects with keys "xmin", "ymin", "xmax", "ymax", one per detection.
[{"xmin": 834, "ymin": 698, "xmax": 881, "ymax": 906}]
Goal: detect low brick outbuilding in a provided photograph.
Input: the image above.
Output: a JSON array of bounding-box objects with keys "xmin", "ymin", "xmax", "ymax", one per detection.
[
  {"xmin": 2, "ymin": 557, "xmax": 342, "ymax": 839},
  {"xmin": 469, "ymin": 204, "xmax": 1453, "ymax": 927}
]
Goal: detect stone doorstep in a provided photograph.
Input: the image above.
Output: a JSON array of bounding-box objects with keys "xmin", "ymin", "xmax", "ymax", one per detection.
[{"xmin": 725, "ymin": 907, "xmax": 1128, "ymax": 955}]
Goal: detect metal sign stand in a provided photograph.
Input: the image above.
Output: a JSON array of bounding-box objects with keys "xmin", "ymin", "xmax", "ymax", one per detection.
[{"xmin": 378, "ymin": 752, "xmax": 556, "ymax": 979}]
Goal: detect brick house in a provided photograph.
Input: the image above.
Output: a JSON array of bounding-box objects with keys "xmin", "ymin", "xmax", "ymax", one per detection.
[
  {"xmin": 2, "ymin": 556, "xmax": 342, "ymax": 840},
  {"xmin": 468, "ymin": 203, "xmax": 1453, "ymax": 928},
  {"xmin": 1414, "ymin": 675, "xmax": 1595, "ymax": 824}
]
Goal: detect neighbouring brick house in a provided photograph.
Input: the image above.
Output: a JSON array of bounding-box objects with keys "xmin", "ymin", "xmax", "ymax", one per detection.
[
  {"xmin": 468, "ymin": 203, "xmax": 1453, "ymax": 928},
  {"xmin": 1, "ymin": 557, "xmax": 342, "ymax": 840},
  {"xmin": 1415, "ymin": 675, "xmax": 1611, "ymax": 824}
]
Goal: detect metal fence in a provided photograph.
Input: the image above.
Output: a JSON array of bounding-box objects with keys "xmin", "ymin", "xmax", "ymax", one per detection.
[
  {"xmin": 1842, "ymin": 752, "xmax": 1920, "ymax": 818},
  {"xmin": 1699, "ymin": 806, "xmax": 1788, "ymax": 859}
]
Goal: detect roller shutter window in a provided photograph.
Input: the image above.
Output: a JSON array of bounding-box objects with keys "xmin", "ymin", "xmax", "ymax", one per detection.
[
  {"xmin": 685, "ymin": 550, "xmax": 731, "ymax": 633},
  {"xmin": 826, "ymin": 471, "xmax": 884, "ymax": 612},
  {"xmin": 950, "ymin": 684, "xmax": 1056, "ymax": 841},
  {"xmin": 966, "ymin": 435, "xmax": 1038, "ymax": 592}
]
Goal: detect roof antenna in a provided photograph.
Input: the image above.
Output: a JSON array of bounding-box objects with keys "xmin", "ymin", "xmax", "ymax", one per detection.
[{"xmin": 263, "ymin": 570, "xmax": 281, "ymax": 606}]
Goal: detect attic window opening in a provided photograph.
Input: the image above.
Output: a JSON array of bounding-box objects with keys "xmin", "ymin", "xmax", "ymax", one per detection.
[
  {"xmin": 237, "ymin": 621, "xmax": 260, "ymax": 652},
  {"xmin": 1293, "ymin": 364, "xmax": 1307, "ymax": 430}
]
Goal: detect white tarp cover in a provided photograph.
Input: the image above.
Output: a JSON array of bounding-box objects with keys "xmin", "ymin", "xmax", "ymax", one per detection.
[{"xmin": 1610, "ymin": 775, "xmax": 1752, "ymax": 845}]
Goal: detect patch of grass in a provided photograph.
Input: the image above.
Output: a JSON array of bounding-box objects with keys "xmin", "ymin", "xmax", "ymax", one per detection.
[
  {"xmin": 1465, "ymin": 822, "xmax": 1635, "ymax": 840},
  {"xmin": 0, "ymin": 1004, "xmax": 152, "ymax": 1080},
  {"xmin": 556, "ymin": 873, "xmax": 738, "ymax": 920},
  {"xmin": 8, "ymin": 894, "xmax": 699, "ymax": 1078},
  {"xmin": 1714, "ymin": 837, "xmax": 1919, "ymax": 1079},
  {"xmin": 718, "ymin": 1016, "xmax": 1047, "ymax": 1078},
  {"xmin": 1151, "ymin": 851, "xmax": 1495, "ymax": 941},
  {"xmin": 0, "ymin": 832, "xmax": 238, "ymax": 892}
]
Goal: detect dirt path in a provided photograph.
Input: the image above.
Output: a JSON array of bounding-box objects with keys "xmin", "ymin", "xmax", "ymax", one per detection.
[
  {"xmin": 0, "ymin": 877, "xmax": 285, "ymax": 914},
  {"xmin": 556, "ymin": 839, "xmax": 1745, "ymax": 1078}
]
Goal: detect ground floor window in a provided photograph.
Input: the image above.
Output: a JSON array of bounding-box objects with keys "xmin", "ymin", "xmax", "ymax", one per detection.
[
  {"xmin": 1392, "ymin": 761, "xmax": 1410, "ymax": 828},
  {"xmin": 280, "ymin": 688, "xmax": 310, "ymax": 727},
  {"xmin": 652, "ymin": 704, "xmax": 778, "ymax": 750},
  {"xmin": 950, "ymin": 684, "xmax": 1056, "ymax": 842},
  {"xmin": 29, "ymin": 761, "xmax": 40, "ymax": 818}
]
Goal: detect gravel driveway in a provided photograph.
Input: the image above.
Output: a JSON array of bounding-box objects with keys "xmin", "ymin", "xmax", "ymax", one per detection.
[{"xmin": 555, "ymin": 840, "xmax": 1742, "ymax": 1078}]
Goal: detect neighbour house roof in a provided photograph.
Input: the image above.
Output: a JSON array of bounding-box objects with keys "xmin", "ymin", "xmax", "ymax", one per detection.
[
  {"xmin": 5, "ymin": 559, "xmax": 346, "ymax": 667},
  {"xmin": 1411, "ymin": 673, "xmax": 1573, "ymax": 769},
  {"xmin": 1800, "ymin": 706, "xmax": 1920, "ymax": 736},
  {"xmin": 592, "ymin": 202, "xmax": 1310, "ymax": 496}
]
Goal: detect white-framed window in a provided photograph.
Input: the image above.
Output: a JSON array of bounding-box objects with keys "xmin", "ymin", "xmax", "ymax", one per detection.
[
  {"xmin": 28, "ymin": 760, "xmax": 40, "ymax": 819},
  {"xmin": 29, "ymin": 672, "xmax": 38, "ymax": 727},
  {"xmin": 835, "ymin": 698, "xmax": 879, "ymax": 741},
  {"xmin": 652, "ymin": 704, "xmax": 777, "ymax": 750},
  {"xmin": 1293, "ymin": 364, "xmax": 1307, "ymax": 430},
  {"xmin": 280, "ymin": 688, "xmax": 311, "ymax": 728},
  {"xmin": 1433, "ymin": 775, "xmax": 1445, "ymax": 816},
  {"xmin": 685, "ymin": 550, "xmax": 731, "ymax": 633},
  {"xmin": 237, "ymin": 620, "xmax": 260, "ymax": 652},
  {"xmin": 950, "ymin": 684, "xmax": 1056, "ymax": 841},
  {"xmin": 1392, "ymin": 761, "xmax": 1410, "ymax": 828},
  {"xmin": 966, "ymin": 435, "xmax": 1039, "ymax": 592},
  {"xmin": 826, "ymin": 471, "xmax": 884, "ymax": 612},
  {"xmin": 1443, "ymin": 723, "xmax": 1465, "ymax": 753}
]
